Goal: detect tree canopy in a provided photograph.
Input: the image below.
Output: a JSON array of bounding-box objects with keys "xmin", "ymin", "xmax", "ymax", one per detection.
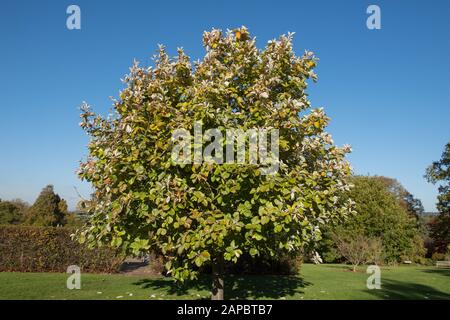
[
  {"xmin": 25, "ymin": 185, "xmax": 68, "ymax": 227},
  {"xmin": 319, "ymin": 176, "xmax": 425, "ymax": 264},
  {"xmin": 0, "ymin": 199, "xmax": 28, "ymax": 225},
  {"xmin": 426, "ymin": 141, "xmax": 450, "ymax": 253},
  {"xmin": 377, "ymin": 176, "xmax": 424, "ymax": 217},
  {"xmin": 77, "ymin": 27, "xmax": 354, "ymax": 297}
]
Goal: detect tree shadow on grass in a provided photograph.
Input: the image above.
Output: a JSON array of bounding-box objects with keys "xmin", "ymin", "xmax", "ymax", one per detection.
[
  {"xmin": 364, "ymin": 279, "xmax": 450, "ymax": 300},
  {"xmin": 225, "ymin": 275, "xmax": 311, "ymax": 299},
  {"xmin": 133, "ymin": 274, "xmax": 310, "ymax": 299},
  {"xmin": 420, "ymin": 268, "xmax": 450, "ymax": 277},
  {"xmin": 133, "ymin": 276, "xmax": 210, "ymax": 297},
  {"xmin": 119, "ymin": 261, "xmax": 148, "ymax": 273}
]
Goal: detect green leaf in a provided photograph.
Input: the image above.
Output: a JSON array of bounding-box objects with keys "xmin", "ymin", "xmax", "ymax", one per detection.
[
  {"xmin": 261, "ymin": 216, "xmax": 270, "ymax": 225},
  {"xmin": 194, "ymin": 257, "xmax": 203, "ymax": 267},
  {"xmin": 252, "ymin": 233, "xmax": 263, "ymax": 241},
  {"xmin": 157, "ymin": 228, "xmax": 167, "ymax": 236},
  {"xmin": 200, "ymin": 250, "xmax": 210, "ymax": 259}
]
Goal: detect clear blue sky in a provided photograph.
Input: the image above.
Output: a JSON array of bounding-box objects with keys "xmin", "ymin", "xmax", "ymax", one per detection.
[{"xmin": 0, "ymin": 0, "xmax": 449, "ymax": 211}]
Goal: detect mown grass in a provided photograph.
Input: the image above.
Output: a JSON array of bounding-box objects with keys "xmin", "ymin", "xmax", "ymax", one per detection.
[{"xmin": 0, "ymin": 264, "xmax": 449, "ymax": 300}]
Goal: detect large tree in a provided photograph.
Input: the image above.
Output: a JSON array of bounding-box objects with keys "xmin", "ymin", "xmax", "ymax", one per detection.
[
  {"xmin": 426, "ymin": 141, "xmax": 450, "ymax": 253},
  {"xmin": 77, "ymin": 27, "xmax": 354, "ymax": 299}
]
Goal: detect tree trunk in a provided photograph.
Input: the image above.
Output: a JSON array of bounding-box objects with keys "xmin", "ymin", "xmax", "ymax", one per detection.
[{"xmin": 211, "ymin": 255, "xmax": 224, "ymax": 300}]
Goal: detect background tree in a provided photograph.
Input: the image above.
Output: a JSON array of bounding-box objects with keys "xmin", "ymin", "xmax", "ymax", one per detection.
[
  {"xmin": 377, "ymin": 176, "xmax": 425, "ymax": 217},
  {"xmin": 332, "ymin": 233, "xmax": 382, "ymax": 271},
  {"xmin": 77, "ymin": 27, "xmax": 354, "ymax": 299},
  {"xmin": 25, "ymin": 185, "xmax": 68, "ymax": 227},
  {"xmin": 426, "ymin": 141, "xmax": 450, "ymax": 253},
  {"xmin": 0, "ymin": 199, "xmax": 29, "ymax": 225},
  {"xmin": 376, "ymin": 176, "xmax": 429, "ymax": 248},
  {"xmin": 56, "ymin": 198, "xmax": 78, "ymax": 226},
  {"xmin": 319, "ymin": 176, "xmax": 425, "ymax": 264}
]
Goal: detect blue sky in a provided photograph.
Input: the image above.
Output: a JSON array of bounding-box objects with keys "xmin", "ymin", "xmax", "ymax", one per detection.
[{"xmin": 0, "ymin": 0, "xmax": 449, "ymax": 211}]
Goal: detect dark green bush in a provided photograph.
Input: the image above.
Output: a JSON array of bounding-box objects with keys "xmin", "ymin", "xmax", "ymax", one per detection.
[
  {"xmin": 0, "ymin": 225, "xmax": 123, "ymax": 273},
  {"xmin": 415, "ymin": 257, "xmax": 432, "ymax": 266},
  {"xmin": 431, "ymin": 252, "xmax": 446, "ymax": 261}
]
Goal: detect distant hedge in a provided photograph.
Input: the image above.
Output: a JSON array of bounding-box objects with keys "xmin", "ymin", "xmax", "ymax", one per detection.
[{"xmin": 0, "ymin": 225, "xmax": 124, "ymax": 273}]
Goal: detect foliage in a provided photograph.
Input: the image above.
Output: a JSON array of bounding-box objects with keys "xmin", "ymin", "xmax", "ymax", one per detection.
[
  {"xmin": 426, "ymin": 141, "xmax": 450, "ymax": 253},
  {"xmin": 77, "ymin": 27, "xmax": 354, "ymax": 283},
  {"xmin": 0, "ymin": 199, "xmax": 28, "ymax": 225},
  {"xmin": 376, "ymin": 176, "xmax": 424, "ymax": 217},
  {"xmin": 0, "ymin": 225, "xmax": 123, "ymax": 273},
  {"xmin": 374, "ymin": 176, "xmax": 429, "ymax": 241},
  {"xmin": 364, "ymin": 237, "xmax": 384, "ymax": 265},
  {"xmin": 65, "ymin": 212, "xmax": 84, "ymax": 227},
  {"xmin": 319, "ymin": 176, "xmax": 425, "ymax": 264},
  {"xmin": 24, "ymin": 185, "xmax": 69, "ymax": 227},
  {"xmin": 431, "ymin": 252, "xmax": 446, "ymax": 261},
  {"xmin": 426, "ymin": 141, "xmax": 450, "ymax": 214},
  {"xmin": 317, "ymin": 235, "xmax": 342, "ymax": 263}
]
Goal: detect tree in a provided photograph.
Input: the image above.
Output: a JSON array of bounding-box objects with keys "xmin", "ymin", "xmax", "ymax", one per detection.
[
  {"xmin": 375, "ymin": 176, "xmax": 429, "ymax": 246},
  {"xmin": 332, "ymin": 233, "xmax": 382, "ymax": 271},
  {"xmin": 0, "ymin": 199, "xmax": 28, "ymax": 225},
  {"xmin": 25, "ymin": 185, "xmax": 68, "ymax": 227},
  {"xmin": 376, "ymin": 176, "xmax": 424, "ymax": 217},
  {"xmin": 77, "ymin": 27, "xmax": 354, "ymax": 299},
  {"xmin": 426, "ymin": 141, "xmax": 450, "ymax": 253},
  {"xmin": 320, "ymin": 176, "xmax": 425, "ymax": 264}
]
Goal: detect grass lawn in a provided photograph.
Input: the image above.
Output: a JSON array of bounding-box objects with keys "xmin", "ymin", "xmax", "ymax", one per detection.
[{"xmin": 0, "ymin": 264, "xmax": 449, "ymax": 300}]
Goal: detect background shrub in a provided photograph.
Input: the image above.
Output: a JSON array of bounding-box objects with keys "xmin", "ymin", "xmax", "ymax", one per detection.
[
  {"xmin": 0, "ymin": 225, "xmax": 300, "ymax": 275},
  {"xmin": 431, "ymin": 252, "xmax": 446, "ymax": 261},
  {"xmin": 0, "ymin": 225, "xmax": 124, "ymax": 273},
  {"xmin": 415, "ymin": 257, "xmax": 433, "ymax": 266}
]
